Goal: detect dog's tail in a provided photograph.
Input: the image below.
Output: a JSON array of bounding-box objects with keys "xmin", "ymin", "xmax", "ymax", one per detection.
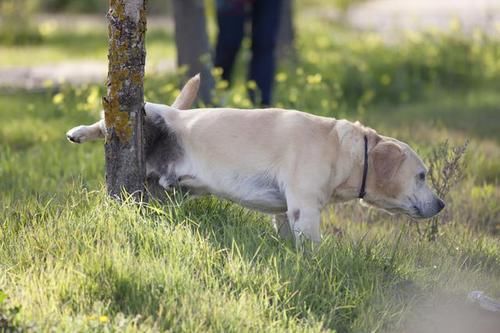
[{"xmin": 171, "ymin": 73, "xmax": 200, "ymax": 109}]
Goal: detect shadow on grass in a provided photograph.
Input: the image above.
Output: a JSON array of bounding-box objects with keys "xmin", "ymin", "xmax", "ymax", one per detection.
[{"xmin": 123, "ymin": 196, "xmax": 421, "ymax": 332}]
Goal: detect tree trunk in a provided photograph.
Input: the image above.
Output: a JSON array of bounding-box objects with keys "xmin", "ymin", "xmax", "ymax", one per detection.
[
  {"xmin": 277, "ymin": 0, "xmax": 296, "ymax": 60},
  {"xmin": 103, "ymin": 0, "xmax": 147, "ymax": 200},
  {"xmin": 172, "ymin": 0, "xmax": 214, "ymax": 105}
]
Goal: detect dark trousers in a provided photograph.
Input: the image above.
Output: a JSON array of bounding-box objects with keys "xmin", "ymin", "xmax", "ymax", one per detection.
[{"xmin": 214, "ymin": 0, "xmax": 282, "ymax": 106}]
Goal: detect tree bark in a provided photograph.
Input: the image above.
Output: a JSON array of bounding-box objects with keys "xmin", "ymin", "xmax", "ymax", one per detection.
[
  {"xmin": 277, "ymin": 0, "xmax": 296, "ymax": 60},
  {"xmin": 103, "ymin": 0, "xmax": 147, "ymax": 200},
  {"xmin": 172, "ymin": 0, "xmax": 214, "ymax": 105}
]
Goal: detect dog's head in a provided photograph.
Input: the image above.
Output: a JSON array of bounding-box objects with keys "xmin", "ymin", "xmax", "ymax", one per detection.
[{"xmin": 363, "ymin": 138, "xmax": 445, "ymax": 219}]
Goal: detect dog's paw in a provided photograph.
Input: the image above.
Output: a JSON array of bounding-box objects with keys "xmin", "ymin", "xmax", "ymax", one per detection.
[
  {"xmin": 159, "ymin": 175, "xmax": 176, "ymax": 190},
  {"xmin": 66, "ymin": 126, "xmax": 87, "ymax": 144}
]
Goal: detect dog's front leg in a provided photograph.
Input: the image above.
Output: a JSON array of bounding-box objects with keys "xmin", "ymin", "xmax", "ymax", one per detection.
[
  {"xmin": 66, "ymin": 120, "xmax": 105, "ymax": 144},
  {"xmin": 285, "ymin": 194, "xmax": 322, "ymax": 245},
  {"xmin": 288, "ymin": 207, "xmax": 322, "ymax": 245}
]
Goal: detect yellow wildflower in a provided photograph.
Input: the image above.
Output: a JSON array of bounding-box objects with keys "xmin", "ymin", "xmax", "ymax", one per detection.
[
  {"xmin": 275, "ymin": 72, "xmax": 287, "ymax": 82},
  {"xmin": 52, "ymin": 93, "xmax": 64, "ymax": 105},
  {"xmin": 247, "ymin": 80, "xmax": 257, "ymax": 90},
  {"xmin": 216, "ymin": 80, "xmax": 228, "ymax": 89},
  {"xmin": 306, "ymin": 74, "xmax": 322, "ymax": 85},
  {"xmin": 212, "ymin": 67, "xmax": 224, "ymax": 77},
  {"xmin": 232, "ymin": 94, "xmax": 242, "ymax": 104}
]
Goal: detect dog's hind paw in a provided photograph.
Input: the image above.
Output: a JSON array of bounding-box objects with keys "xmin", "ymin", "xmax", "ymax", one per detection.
[{"xmin": 66, "ymin": 126, "xmax": 87, "ymax": 144}]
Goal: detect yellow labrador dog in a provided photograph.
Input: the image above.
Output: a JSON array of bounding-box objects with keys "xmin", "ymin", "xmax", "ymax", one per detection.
[{"xmin": 67, "ymin": 75, "xmax": 444, "ymax": 243}]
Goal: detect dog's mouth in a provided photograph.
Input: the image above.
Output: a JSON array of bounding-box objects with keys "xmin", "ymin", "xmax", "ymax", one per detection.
[
  {"xmin": 367, "ymin": 199, "xmax": 429, "ymax": 219},
  {"xmin": 409, "ymin": 205, "xmax": 425, "ymax": 219},
  {"xmin": 387, "ymin": 205, "xmax": 429, "ymax": 220},
  {"xmin": 362, "ymin": 198, "xmax": 418, "ymax": 217},
  {"xmin": 408, "ymin": 202, "xmax": 445, "ymax": 220},
  {"xmin": 388, "ymin": 206, "xmax": 417, "ymax": 217}
]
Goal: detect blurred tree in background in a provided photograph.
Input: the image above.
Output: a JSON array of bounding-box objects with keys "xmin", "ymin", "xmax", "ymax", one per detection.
[
  {"xmin": 277, "ymin": 0, "xmax": 296, "ymax": 59},
  {"xmin": 172, "ymin": 0, "xmax": 214, "ymax": 105}
]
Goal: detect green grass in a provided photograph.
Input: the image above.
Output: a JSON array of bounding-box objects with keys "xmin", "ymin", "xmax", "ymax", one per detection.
[
  {"xmin": 1, "ymin": 84, "xmax": 499, "ymax": 332},
  {"xmin": 1, "ymin": 12, "xmax": 500, "ymax": 333}
]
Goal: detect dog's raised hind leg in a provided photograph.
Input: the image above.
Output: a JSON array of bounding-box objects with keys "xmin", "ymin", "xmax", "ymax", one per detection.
[
  {"xmin": 66, "ymin": 74, "xmax": 200, "ymax": 144},
  {"xmin": 66, "ymin": 120, "xmax": 105, "ymax": 144}
]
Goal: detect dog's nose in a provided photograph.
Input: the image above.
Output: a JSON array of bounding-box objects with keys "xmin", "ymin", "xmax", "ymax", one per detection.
[{"xmin": 437, "ymin": 198, "xmax": 445, "ymax": 212}]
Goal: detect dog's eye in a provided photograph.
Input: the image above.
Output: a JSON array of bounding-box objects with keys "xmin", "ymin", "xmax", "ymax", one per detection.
[{"xmin": 418, "ymin": 172, "xmax": 426, "ymax": 181}]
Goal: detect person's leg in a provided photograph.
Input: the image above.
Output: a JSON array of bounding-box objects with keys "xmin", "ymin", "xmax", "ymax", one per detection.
[
  {"xmin": 249, "ymin": 0, "xmax": 283, "ymax": 106},
  {"xmin": 214, "ymin": 0, "xmax": 246, "ymax": 84}
]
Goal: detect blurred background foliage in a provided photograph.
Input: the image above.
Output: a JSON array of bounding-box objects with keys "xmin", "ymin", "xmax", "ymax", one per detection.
[
  {"xmin": 2, "ymin": 0, "xmax": 364, "ymax": 13},
  {"xmin": 0, "ymin": 0, "xmax": 41, "ymax": 44},
  {"xmin": 39, "ymin": 0, "xmax": 107, "ymax": 12},
  {"xmin": 0, "ymin": 0, "xmax": 173, "ymax": 44},
  {"xmin": 0, "ymin": 0, "xmax": 366, "ymax": 44},
  {"xmin": 14, "ymin": 0, "xmax": 172, "ymax": 13}
]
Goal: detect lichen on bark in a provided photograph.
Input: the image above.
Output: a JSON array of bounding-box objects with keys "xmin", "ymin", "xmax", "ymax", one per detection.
[{"xmin": 104, "ymin": 0, "xmax": 146, "ymax": 142}]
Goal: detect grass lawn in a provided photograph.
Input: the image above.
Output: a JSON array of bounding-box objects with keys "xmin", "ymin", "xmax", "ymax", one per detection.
[{"xmin": 1, "ymin": 11, "xmax": 500, "ymax": 333}]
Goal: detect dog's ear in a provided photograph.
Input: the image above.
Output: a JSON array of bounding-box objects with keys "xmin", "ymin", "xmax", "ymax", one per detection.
[
  {"xmin": 171, "ymin": 73, "xmax": 200, "ymax": 109},
  {"xmin": 366, "ymin": 128, "xmax": 381, "ymax": 147},
  {"xmin": 371, "ymin": 141, "xmax": 406, "ymax": 180},
  {"xmin": 353, "ymin": 121, "xmax": 382, "ymax": 147}
]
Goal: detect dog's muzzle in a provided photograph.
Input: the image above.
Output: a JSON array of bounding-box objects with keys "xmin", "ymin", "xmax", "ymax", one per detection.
[{"xmin": 412, "ymin": 197, "xmax": 445, "ymax": 219}]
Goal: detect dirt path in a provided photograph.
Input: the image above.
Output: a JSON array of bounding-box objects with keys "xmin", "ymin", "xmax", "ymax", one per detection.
[
  {"xmin": 0, "ymin": 60, "xmax": 174, "ymax": 91},
  {"xmin": 0, "ymin": 61, "xmax": 106, "ymax": 90},
  {"xmin": 0, "ymin": 14, "xmax": 175, "ymax": 91},
  {"xmin": 347, "ymin": 0, "xmax": 500, "ymax": 35}
]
